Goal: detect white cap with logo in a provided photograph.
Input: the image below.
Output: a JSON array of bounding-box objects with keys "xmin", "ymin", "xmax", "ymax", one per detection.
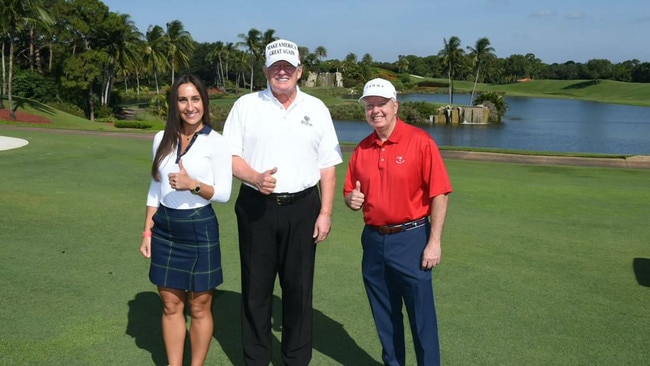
[
  {"xmin": 359, "ymin": 78, "xmax": 397, "ymax": 102},
  {"xmin": 265, "ymin": 39, "xmax": 301, "ymax": 67}
]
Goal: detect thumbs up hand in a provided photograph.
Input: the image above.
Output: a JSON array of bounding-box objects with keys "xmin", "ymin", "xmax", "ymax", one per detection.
[
  {"xmin": 346, "ymin": 180, "xmax": 365, "ymax": 210},
  {"xmin": 256, "ymin": 166, "xmax": 278, "ymax": 195},
  {"xmin": 168, "ymin": 159, "xmax": 193, "ymax": 191}
]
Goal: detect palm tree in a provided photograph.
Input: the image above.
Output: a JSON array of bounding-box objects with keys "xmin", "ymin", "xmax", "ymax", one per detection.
[
  {"xmin": 237, "ymin": 28, "xmax": 276, "ymax": 91},
  {"xmin": 208, "ymin": 41, "xmax": 238, "ymax": 90},
  {"xmin": 131, "ymin": 38, "xmax": 147, "ymax": 95},
  {"xmin": 144, "ymin": 25, "xmax": 169, "ymax": 94},
  {"xmin": 222, "ymin": 42, "xmax": 235, "ymax": 87},
  {"xmin": 207, "ymin": 41, "xmax": 226, "ymax": 88},
  {"xmin": 100, "ymin": 13, "xmax": 143, "ymax": 105},
  {"xmin": 440, "ymin": 36, "xmax": 463, "ymax": 104},
  {"xmin": 259, "ymin": 29, "xmax": 277, "ymax": 87},
  {"xmin": 165, "ymin": 20, "xmax": 194, "ymax": 84},
  {"xmin": 260, "ymin": 29, "xmax": 277, "ymax": 49},
  {"xmin": 237, "ymin": 28, "xmax": 262, "ymax": 92},
  {"xmin": 315, "ymin": 46, "xmax": 327, "ymax": 61},
  {"xmin": 0, "ymin": 0, "xmax": 53, "ymax": 118},
  {"xmin": 298, "ymin": 46, "xmax": 310, "ymax": 60},
  {"xmin": 233, "ymin": 49, "xmax": 249, "ymax": 91},
  {"xmin": 466, "ymin": 37, "xmax": 495, "ymax": 105}
]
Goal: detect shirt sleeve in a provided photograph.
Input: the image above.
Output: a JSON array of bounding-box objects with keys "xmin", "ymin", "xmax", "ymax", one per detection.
[
  {"xmin": 222, "ymin": 99, "xmax": 243, "ymax": 157},
  {"xmin": 343, "ymin": 147, "xmax": 359, "ymax": 197},
  {"xmin": 208, "ymin": 133, "xmax": 233, "ymax": 203},
  {"xmin": 146, "ymin": 131, "xmax": 164, "ymax": 207},
  {"xmin": 423, "ymin": 139, "xmax": 453, "ymax": 198},
  {"xmin": 316, "ymin": 103, "xmax": 343, "ymax": 169}
]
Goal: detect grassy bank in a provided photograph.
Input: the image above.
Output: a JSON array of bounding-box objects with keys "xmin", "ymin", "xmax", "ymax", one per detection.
[{"xmin": 479, "ymin": 79, "xmax": 650, "ymax": 107}]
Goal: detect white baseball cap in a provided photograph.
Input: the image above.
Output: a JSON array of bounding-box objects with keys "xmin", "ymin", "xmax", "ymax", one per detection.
[
  {"xmin": 265, "ymin": 39, "xmax": 301, "ymax": 67},
  {"xmin": 359, "ymin": 78, "xmax": 397, "ymax": 102}
]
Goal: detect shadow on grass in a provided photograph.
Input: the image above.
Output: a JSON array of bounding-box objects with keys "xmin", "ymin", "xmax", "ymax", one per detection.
[
  {"xmin": 126, "ymin": 289, "xmax": 378, "ymax": 365},
  {"xmin": 126, "ymin": 291, "xmax": 168, "ymax": 365},
  {"xmin": 633, "ymin": 258, "xmax": 650, "ymax": 287},
  {"xmin": 13, "ymin": 96, "xmax": 57, "ymax": 116},
  {"xmin": 212, "ymin": 289, "xmax": 379, "ymax": 365},
  {"xmin": 562, "ymin": 80, "xmax": 600, "ymax": 90}
]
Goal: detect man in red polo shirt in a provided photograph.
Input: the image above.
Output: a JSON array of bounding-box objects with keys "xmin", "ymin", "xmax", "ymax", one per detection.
[{"xmin": 343, "ymin": 78, "xmax": 452, "ymax": 366}]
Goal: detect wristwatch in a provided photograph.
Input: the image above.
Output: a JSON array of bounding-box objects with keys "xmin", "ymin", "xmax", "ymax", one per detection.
[{"xmin": 191, "ymin": 182, "xmax": 201, "ymax": 195}]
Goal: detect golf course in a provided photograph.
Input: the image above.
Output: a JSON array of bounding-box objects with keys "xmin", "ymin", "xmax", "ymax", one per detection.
[{"xmin": 1, "ymin": 80, "xmax": 649, "ymax": 364}]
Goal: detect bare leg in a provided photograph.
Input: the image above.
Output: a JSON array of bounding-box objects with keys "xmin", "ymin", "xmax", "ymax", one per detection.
[
  {"xmin": 188, "ymin": 290, "xmax": 214, "ymax": 366},
  {"xmin": 159, "ymin": 287, "xmax": 187, "ymax": 366}
]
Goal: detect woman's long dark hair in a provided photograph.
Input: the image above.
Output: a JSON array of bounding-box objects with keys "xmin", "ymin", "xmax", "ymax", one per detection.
[{"xmin": 150, "ymin": 74, "xmax": 212, "ymax": 181}]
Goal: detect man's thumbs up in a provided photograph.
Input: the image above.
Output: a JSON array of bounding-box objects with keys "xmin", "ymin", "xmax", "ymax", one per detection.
[
  {"xmin": 347, "ymin": 180, "xmax": 365, "ymax": 210},
  {"xmin": 257, "ymin": 166, "xmax": 278, "ymax": 195}
]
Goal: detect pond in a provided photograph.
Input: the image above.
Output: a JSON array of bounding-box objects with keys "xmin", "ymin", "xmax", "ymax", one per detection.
[{"xmin": 334, "ymin": 94, "xmax": 650, "ymax": 155}]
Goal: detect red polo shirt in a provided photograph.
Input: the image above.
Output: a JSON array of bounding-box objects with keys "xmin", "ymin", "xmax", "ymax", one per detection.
[{"xmin": 343, "ymin": 119, "xmax": 452, "ymax": 226}]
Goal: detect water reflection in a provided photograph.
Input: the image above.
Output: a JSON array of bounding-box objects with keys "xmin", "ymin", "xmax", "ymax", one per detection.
[{"xmin": 334, "ymin": 95, "xmax": 650, "ymax": 155}]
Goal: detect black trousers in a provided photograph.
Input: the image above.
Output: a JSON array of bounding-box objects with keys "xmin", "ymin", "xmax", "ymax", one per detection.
[{"xmin": 235, "ymin": 184, "xmax": 321, "ymax": 366}]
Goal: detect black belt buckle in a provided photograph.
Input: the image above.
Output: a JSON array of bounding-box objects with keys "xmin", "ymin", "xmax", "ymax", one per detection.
[
  {"xmin": 269, "ymin": 186, "xmax": 314, "ymax": 206},
  {"xmin": 274, "ymin": 194, "xmax": 293, "ymax": 206}
]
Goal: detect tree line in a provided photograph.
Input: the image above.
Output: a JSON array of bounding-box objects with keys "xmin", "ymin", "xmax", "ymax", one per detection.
[{"xmin": 2, "ymin": 0, "xmax": 649, "ymax": 121}]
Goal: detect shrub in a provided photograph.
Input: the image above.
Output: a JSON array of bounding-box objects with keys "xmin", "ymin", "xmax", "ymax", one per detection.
[
  {"xmin": 209, "ymin": 104, "xmax": 232, "ymax": 124},
  {"xmin": 417, "ymin": 80, "xmax": 449, "ymax": 88},
  {"xmin": 12, "ymin": 70, "xmax": 59, "ymax": 103},
  {"xmin": 328, "ymin": 103, "xmax": 365, "ymax": 121},
  {"xmin": 399, "ymin": 102, "xmax": 440, "ymax": 124},
  {"xmin": 95, "ymin": 116, "xmax": 117, "ymax": 124},
  {"xmin": 94, "ymin": 104, "xmax": 114, "ymax": 119},
  {"xmin": 148, "ymin": 94, "xmax": 168, "ymax": 118},
  {"xmin": 474, "ymin": 91, "xmax": 508, "ymax": 122},
  {"xmin": 114, "ymin": 120, "xmax": 154, "ymax": 129}
]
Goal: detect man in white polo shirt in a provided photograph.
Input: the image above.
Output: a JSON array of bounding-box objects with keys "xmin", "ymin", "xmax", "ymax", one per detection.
[{"xmin": 223, "ymin": 38, "xmax": 342, "ymax": 366}]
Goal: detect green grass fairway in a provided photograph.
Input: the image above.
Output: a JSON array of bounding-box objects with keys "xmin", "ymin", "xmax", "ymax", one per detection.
[{"xmin": 1, "ymin": 129, "xmax": 649, "ymax": 365}]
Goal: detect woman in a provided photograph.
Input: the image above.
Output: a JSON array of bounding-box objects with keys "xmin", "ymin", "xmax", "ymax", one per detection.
[{"xmin": 139, "ymin": 74, "xmax": 232, "ymax": 366}]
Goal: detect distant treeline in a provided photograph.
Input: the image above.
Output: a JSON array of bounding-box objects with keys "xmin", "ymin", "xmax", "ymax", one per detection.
[{"xmin": 4, "ymin": 1, "xmax": 648, "ymax": 121}]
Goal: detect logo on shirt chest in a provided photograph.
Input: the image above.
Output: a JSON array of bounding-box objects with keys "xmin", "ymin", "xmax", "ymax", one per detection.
[
  {"xmin": 396, "ymin": 156, "xmax": 406, "ymax": 164},
  {"xmin": 300, "ymin": 115, "xmax": 312, "ymax": 126}
]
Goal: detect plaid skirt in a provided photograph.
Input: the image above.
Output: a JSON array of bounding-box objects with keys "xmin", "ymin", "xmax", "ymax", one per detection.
[{"xmin": 149, "ymin": 204, "xmax": 223, "ymax": 292}]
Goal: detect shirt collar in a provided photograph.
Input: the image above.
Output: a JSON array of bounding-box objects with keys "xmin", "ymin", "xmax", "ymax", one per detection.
[
  {"xmin": 372, "ymin": 118, "xmax": 405, "ymax": 146},
  {"xmin": 175, "ymin": 124, "xmax": 211, "ymax": 164},
  {"xmin": 262, "ymin": 85, "xmax": 303, "ymax": 105},
  {"xmin": 198, "ymin": 124, "xmax": 212, "ymax": 135}
]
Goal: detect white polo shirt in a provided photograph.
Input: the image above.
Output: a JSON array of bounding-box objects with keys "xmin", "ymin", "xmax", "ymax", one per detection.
[
  {"xmin": 147, "ymin": 128, "xmax": 232, "ymax": 209},
  {"xmin": 223, "ymin": 87, "xmax": 343, "ymax": 193}
]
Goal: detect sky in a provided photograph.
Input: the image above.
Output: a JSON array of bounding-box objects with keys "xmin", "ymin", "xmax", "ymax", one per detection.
[{"xmin": 101, "ymin": 0, "xmax": 650, "ymax": 65}]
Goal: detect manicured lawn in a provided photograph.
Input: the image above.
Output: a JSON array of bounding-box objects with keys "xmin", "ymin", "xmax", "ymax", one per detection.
[{"xmin": 1, "ymin": 128, "xmax": 648, "ymax": 365}]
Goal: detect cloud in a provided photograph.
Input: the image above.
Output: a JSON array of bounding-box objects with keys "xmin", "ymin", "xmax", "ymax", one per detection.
[{"xmin": 529, "ymin": 10, "xmax": 557, "ymax": 18}]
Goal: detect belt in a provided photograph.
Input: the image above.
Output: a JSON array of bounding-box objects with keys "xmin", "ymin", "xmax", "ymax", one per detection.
[
  {"xmin": 269, "ymin": 186, "xmax": 316, "ymax": 205},
  {"xmin": 369, "ymin": 217, "xmax": 428, "ymax": 235},
  {"xmin": 242, "ymin": 184, "xmax": 316, "ymax": 206}
]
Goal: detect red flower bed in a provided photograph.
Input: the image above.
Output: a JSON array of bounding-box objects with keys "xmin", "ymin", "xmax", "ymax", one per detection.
[
  {"xmin": 207, "ymin": 87, "xmax": 224, "ymax": 95},
  {"xmin": 0, "ymin": 109, "xmax": 51, "ymax": 124}
]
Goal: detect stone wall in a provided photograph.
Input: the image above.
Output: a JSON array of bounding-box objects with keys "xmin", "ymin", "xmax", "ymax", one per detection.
[
  {"xmin": 304, "ymin": 71, "xmax": 343, "ymax": 88},
  {"xmin": 430, "ymin": 105, "xmax": 490, "ymax": 124}
]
